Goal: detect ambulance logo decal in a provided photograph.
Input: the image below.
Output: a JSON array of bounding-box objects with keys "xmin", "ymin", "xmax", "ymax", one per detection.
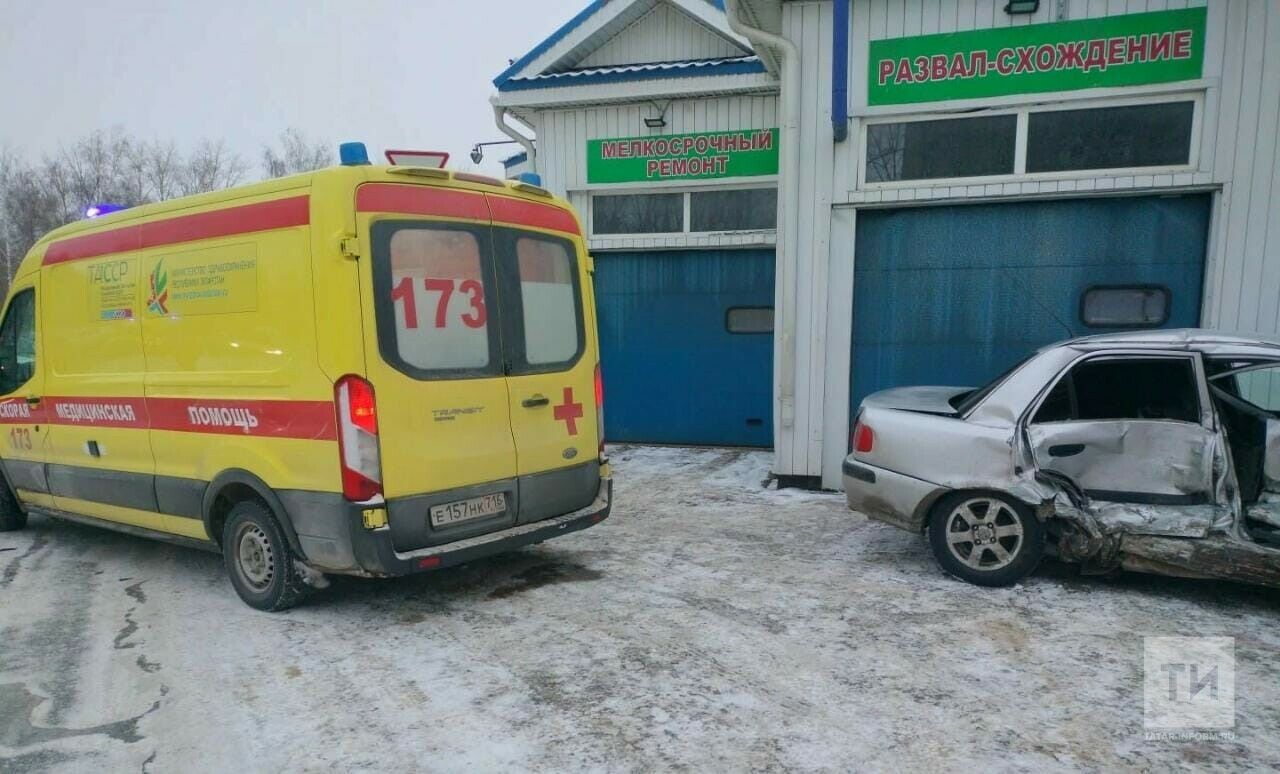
[{"xmin": 147, "ymin": 259, "xmax": 169, "ymax": 315}]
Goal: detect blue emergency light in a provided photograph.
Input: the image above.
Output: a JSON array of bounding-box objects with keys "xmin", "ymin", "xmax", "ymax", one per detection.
[
  {"xmin": 85, "ymin": 203, "xmax": 126, "ymax": 219},
  {"xmin": 339, "ymin": 142, "xmax": 371, "ymax": 166}
]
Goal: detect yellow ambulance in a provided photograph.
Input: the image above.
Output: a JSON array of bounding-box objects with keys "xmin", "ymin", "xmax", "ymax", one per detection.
[{"xmin": 0, "ymin": 144, "xmax": 611, "ymax": 610}]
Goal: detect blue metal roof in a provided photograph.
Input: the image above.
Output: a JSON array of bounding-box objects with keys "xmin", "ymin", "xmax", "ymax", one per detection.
[
  {"xmin": 499, "ymin": 55, "xmax": 764, "ymax": 92},
  {"xmin": 494, "ymin": 0, "xmax": 729, "ymax": 89}
]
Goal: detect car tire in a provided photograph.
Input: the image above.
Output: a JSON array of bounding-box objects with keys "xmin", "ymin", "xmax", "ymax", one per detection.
[
  {"xmin": 222, "ymin": 500, "xmax": 311, "ymax": 611},
  {"xmin": 927, "ymin": 491, "xmax": 1043, "ymax": 587},
  {"xmin": 0, "ymin": 479, "xmax": 27, "ymax": 532}
]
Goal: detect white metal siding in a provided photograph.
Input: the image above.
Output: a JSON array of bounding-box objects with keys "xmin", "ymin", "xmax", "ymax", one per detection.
[
  {"xmin": 579, "ymin": 2, "xmax": 747, "ymax": 67},
  {"xmin": 780, "ymin": 1, "xmax": 837, "ymax": 479}
]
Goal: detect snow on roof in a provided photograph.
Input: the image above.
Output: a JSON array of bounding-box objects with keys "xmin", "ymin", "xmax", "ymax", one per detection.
[{"xmin": 498, "ymin": 55, "xmax": 765, "ymax": 92}]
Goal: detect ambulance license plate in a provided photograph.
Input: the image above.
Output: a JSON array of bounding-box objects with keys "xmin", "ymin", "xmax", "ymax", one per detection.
[{"xmin": 430, "ymin": 493, "xmax": 507, "ymax": 528}]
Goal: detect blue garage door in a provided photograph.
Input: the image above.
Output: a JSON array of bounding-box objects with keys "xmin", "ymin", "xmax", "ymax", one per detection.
[
  {"xmin": 595, "ymin": 249, "xmax": 774, "ymax": 447},
  {"xmin": 851, "ymin": 194, "xmax": 1211, "ymax": 413}
]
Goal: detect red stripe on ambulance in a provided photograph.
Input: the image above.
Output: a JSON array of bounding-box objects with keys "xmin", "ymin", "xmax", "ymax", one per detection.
[
  {"xmin": 147, "ymin": 398, "xmax": 336, "ymax": 440},
  {"xmin": 50, "ymin": 398, "xmax": 148, "ymax": 428},
  {"xmin": 43, "ymin": 196, "xmax": 311, "ymax": 265},
  {"xmin": 356, "ymin": 184, "xmax": 489, "ymax": 221},
  {"xmin": 0, "ymin": 396, "xmax": 335, "ymax": 440},
  {"xmin": 486, "ymin": 195, "xmax": 579, "ymax": 235}
]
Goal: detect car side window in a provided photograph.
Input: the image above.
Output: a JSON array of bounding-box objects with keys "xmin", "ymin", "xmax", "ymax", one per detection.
[
  {"xmin": 1033, "ymin": 357, "xmax": 1200, "ymax": 424},
  {"xmin": 0, "ymin": 289, "xmax": 36, "ymax": 396},
  {"xmin": 1214, "ymin": 364, "xmax": 1280, "ymax": 415}
]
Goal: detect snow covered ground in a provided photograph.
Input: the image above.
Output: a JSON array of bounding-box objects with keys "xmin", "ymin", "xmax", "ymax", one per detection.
[{"xmin": 1, "ymin": 445, "xmax": 1278, "ymax": 772}]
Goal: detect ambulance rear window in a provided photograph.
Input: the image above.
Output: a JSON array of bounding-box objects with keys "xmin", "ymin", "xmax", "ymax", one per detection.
[
  {"xmin": 514, "ymin": 237, "xmax": 579, "ymax": 367},
  {"xmin": 370, "ymin": 221, "xmax": 502, "ymax": 379}
]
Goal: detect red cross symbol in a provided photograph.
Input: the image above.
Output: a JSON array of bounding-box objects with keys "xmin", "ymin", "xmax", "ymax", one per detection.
[{"xmin": 553, "ymin": 387, "xmax": 583, "ymax": 436}]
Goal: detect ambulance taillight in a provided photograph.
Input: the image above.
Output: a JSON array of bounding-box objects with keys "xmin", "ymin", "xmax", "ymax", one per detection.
[
  {"xmin": 336, "ymin": 375, "xmax": 383, "ymax": 501},
  {"xmin": 595, "ymin": 363, "xmax": 605, "ymax": 456}
]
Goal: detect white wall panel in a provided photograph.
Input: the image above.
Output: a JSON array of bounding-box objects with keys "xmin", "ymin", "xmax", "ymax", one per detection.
[{"xmin": 579, "ymin": 2, "xmax": 745, "ymax": 68}]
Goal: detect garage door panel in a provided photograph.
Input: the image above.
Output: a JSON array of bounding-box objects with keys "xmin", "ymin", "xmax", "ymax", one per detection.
[
  {"xmin": 597, "ymin": 249, "xmax": 774, "ymax": 447},
  {"xmin": 851, "ymin": 195, "xmax": 1210, "ymax": 412}
]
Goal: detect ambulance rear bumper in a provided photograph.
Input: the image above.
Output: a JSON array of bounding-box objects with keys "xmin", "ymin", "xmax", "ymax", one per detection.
[{"xmin": 284, "ymin": 476, "xmax": 612, "ymax": 577}]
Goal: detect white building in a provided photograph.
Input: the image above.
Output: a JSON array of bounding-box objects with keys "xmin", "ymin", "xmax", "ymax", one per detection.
[{"xmin": 492, "ymin": 0, "xmax": 1280, "ymax": 489}]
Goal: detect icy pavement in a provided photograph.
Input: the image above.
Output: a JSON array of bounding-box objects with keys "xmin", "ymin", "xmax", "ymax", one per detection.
[{"xmin": 1, "ymin": 445, "xmax": 1278, "ymax": 772}]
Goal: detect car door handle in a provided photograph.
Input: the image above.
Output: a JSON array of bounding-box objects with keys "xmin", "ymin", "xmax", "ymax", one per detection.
[
  {"xmin": 25, "ymin": 395, "xmax": 40, "ymax": 406},
  {"xmin": 522, "ymin": 395, "xmax": 550, "ymax": 408},
  {"xmin": 1048, "ymin": 443, "xmax": 1086, "ymax": 458}
]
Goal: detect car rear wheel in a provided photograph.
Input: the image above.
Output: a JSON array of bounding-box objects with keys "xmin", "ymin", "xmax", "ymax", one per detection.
[
  {"xmin": 222, "ymin": 501, "xmax": 311, "ymax": 611},
  {"xmin": 927, "ymin": 491, "xmax": 1043, "ymax": 587}
]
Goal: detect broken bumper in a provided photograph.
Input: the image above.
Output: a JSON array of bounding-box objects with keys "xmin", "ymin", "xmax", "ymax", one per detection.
[{"xmin": 843, "ymin": 458, "xmax": 945, "ymax": 533}]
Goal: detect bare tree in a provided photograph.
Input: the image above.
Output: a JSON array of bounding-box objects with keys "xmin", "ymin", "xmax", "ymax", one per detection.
[
  {"xmin": 0, "ymin": 154, "xmax": 66, "ymax": 296},
  {"xmin": 181, "ymin": 139, "xmax": 248, "ymax": 196},
  {"xmin": 52, "ymin": 128, "xmax": 146, "ymax": 212},
  {"xmin": 262, "ymin": 128, "xmax": 331, "ymax": 178},
  {"xmin": 0, "ymin": 130, "xmax": 258, "ymax": 287},
  {"xmin": 126, "ymin": 139, "xmax": 184, "ymax": 202}
]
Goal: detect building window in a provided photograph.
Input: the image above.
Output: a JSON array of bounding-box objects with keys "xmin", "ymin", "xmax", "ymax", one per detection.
[
  {"xmin": 725, "ymin": 307, "xmax": 774, "ymax": 334},
  {"xmin": 592, "ymin": 193, "xmax": 683, "ymax": 234},
  {"xmin": 1027, "ymin": 101, "xmax": 1194, "ymax": 173},
  {"xmin": 591, "ymin": 188, "xmax": 778, "ymax": 236},
  {"xmin": 1080, "ymin": 285, "xmax": 1170, "ymax": 328},
  {"xmin": 865, "ymin": 115, "xmax": 1016, "ymax": 183},
  {"xmin": 690, "ymin": 188, "xmax": 777, "ymax": 232}
]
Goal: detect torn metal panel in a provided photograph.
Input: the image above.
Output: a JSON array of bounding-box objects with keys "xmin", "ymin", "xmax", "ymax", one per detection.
[
  {"xmin": 1247, "ymin": 494, "xmax": 1280, "ymax": 530},
  {"xmin": 1120, "ymin": 533, "xmax": 1280, "ymax": 588},
  {"xmin": 1089, "ymin": 502, "xmax": 1221, "ymax": 538},
  {"xmin": 1027, "ymin": 421, "xmax": 1216, "ymax": 500}
]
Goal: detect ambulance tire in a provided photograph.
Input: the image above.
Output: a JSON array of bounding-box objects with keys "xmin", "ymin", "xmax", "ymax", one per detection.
[
  {"xmin": 0, "ymin": 479, "xmax": 26, "ymax": 532},
  {"xmin": 222, "ymin": 500, "xmax": 311, "ymax": 611}
]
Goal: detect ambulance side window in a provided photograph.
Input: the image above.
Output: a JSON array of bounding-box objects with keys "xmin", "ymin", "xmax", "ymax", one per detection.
[
  {"xmin": 370, "ymin": 221, "xmax": 502, "ymax": 379},
  {"xmin": 0, "ymin": 289, "xmax": 36, "ymax": 395},
  {"xmin": 500, "ymin": 232, "xmax": 585, "ymax": 374}
]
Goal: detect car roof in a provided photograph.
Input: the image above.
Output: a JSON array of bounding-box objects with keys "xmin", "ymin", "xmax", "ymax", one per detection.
[{"xmin": 1040, "ymin": 328, "xmax": 1280, "ymax": 354}]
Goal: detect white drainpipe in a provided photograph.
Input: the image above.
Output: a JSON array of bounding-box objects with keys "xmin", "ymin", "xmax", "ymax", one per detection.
[
  {"xmin": 724, "ymin": 0, "xmax": 801, "ymax": 443},
  {"xmin": 492, "ymin": 103, "xmax": 537, "ymax": 176}
]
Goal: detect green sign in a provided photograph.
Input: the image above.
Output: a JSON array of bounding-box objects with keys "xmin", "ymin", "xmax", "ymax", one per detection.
[
  {"xmin": 868, "ymin": 7, "xmax": 1206, "ymax": 106},
  {"xmin": 586, "ymin": 129, "xmax": 779, "ymax": 184}
]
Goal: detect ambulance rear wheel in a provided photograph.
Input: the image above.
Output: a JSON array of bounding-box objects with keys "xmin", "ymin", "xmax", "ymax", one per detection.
[
  {"xmin": 0, "ymin": 480, "xmax": 26, "ymax": 532},
  {"xmin": 222, "ymin": 500, "xmax": 310, "ymax": 611}
]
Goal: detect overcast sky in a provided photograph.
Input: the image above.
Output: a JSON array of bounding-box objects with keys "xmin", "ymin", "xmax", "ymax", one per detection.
[{"xmin": 0, "ymin": 0, "xmax": 584, "ymax": 178}]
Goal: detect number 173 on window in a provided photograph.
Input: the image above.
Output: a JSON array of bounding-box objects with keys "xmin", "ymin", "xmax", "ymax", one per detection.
[{"xmin": 391, "ymin": 276, "xmax": 486, "ymax": 329}]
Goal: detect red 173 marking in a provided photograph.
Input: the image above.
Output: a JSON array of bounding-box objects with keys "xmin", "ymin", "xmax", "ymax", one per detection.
[{"xmin": 392, "ymin": 277, "xmax": 487, "ymax": 330}]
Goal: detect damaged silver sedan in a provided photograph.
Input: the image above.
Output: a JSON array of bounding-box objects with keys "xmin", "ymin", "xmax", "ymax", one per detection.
[{"xmin": 843, "ymin": 330, "xmax": 1280, "ymax": 588}]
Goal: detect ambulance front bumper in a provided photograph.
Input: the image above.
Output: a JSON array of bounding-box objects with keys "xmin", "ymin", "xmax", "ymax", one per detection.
[{"xmin": 284, "ymin": 477, "xmax": 612, "ymax": 577}]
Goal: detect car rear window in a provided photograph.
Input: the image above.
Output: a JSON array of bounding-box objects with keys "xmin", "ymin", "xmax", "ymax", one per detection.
[{"xmin": 951, "ymin": 355, "xmax": 1033, "ymax": 414}]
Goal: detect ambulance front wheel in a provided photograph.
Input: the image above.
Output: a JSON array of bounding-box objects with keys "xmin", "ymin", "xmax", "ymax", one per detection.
[
  {"xmin": 0, "ymin": 479, "xmax": 27, "ymax": 532},
  {"xmin": 222, "ymin": 500, "xmax": 311, "ymax": 611}
]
